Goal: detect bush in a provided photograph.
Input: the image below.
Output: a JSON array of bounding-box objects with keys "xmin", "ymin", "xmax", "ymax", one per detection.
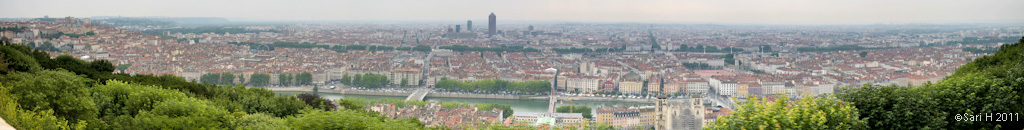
[{"xmin": 707, "ymin": 94, "xmax": 868, "ymax": 130}]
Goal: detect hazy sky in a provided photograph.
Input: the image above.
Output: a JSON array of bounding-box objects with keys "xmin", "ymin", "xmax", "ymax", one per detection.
[{"xmin": 2, "ymin": 0, "xmax": 1022, "ymax": 24}]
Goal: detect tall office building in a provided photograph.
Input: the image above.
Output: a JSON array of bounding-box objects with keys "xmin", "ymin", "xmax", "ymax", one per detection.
[
  {"xmin": 455, "ymin": 25, "xmax": 461, "ymax": 32},
  {"xmin": 467, "ymin": 20, "xmax": 472, "ymax": 32},
  {"xmin": 488, "ymin": 13, "xmax": 496, "ymax": 36}
]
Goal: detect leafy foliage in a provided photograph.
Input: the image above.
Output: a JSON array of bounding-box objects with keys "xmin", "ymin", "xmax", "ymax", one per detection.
[
  {"xmin": 434, "ymin": 77, "xmax": 551, "ymax": 94},
  {"xmin": 279, "ymin": 73, "xmax": 293, "ymax": 86},
  {"xmin": 0, "ymin": 83, "xmax": 83, "ymax": 130},
  {"xmin": 296, "ymin": 72, "xmax": 313, "ymax": 85},
  {"xmin": 707, "ymin": 94, "xmax": 868, "ymax": 130},
  {"xmin": 837, "ymin": 84, "xmax": 947, "ymax": 129},
  {"xmin": 0, "ymin": 44, "xmax": 42, "ymax": 73},
  {"xmin": 0, "ymin": 41, "xmax": 432, "ymax": 129},
  {"xmin": 720, "ymin": 53, "xmax": 736, "ymax": 65},
  {"xmin": 351, "ymin": 73, "xmax": 389, "ymax": 88},
  {"xmin": 91, "ymin": 80, "xmax": 188, "ymax": 117},
  {"xmin": 340, "ymin": 74, "xmax": 352, "ymax": 85},
  {"xmin": 439, "ymin": 45, "xmax": 540, "ymax": 53},
  {"xmin": 249, "ymin": 73, "xmax": 271, "ymax": 86},
  {"xmin": 682, "ymin": 62, "xmax": 720, "ymax": 70},
  {"xmin": 555, "ymin": 105, "xmax": 592, "ymax": 119},
  {"xmin": 296, "ymin": 93, "xmax": 336, "ymax": 111},
  {"xmin": 1, "ymin": 69, "xmax": 98, "ymax": 122},
  {"xmin": 285, "ymin": 109, "xmax": 420, "ymax": 130},
  {"xmin": 232, "ymin": 113, "xmax": 290, "ymax": 130}
]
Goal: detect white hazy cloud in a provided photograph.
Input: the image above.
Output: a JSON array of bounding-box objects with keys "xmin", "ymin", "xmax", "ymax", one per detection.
[{"xmin": 1, "ymin": 0, "xmax": 1022, "ymax": 24}]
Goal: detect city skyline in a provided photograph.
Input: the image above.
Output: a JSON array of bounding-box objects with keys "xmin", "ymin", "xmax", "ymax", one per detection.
[{"xmin": 1, "ymin": 0, "xmax": 1023, "ymax": 24}]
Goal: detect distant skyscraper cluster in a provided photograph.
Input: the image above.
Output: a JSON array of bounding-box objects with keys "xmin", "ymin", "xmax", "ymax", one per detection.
[{"xmin": 443, "ymin": 13, "xmax": 497, "ymax": 39}]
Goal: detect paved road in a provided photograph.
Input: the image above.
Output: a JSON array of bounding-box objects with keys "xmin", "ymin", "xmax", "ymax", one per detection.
[{"xmin": 0, "ymin": 116, "xmax": 14, "ymax": 130}]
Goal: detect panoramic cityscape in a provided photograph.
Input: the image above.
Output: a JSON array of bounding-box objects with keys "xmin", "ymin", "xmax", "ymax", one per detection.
[{"xmin": 1, "ymin": 0, "xmax": 1023, "ymax": 130}]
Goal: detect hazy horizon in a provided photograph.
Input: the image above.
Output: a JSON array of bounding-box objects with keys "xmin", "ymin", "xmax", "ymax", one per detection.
[{"xmin": 2, "ymin": 0, "xmax": 1024, "ymax": 25}]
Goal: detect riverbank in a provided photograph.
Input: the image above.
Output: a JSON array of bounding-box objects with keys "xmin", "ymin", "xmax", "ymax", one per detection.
[{"xmin": 260, "ymin": 87, "xmax": 675, "ymax": 103}]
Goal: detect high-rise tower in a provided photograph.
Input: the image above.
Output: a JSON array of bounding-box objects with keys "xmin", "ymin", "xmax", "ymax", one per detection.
[
  {"xmin": 488, "ymin": 13, "xmax": 496, "ymax": 36},
  {"xmin": 466, "ymin": 20, "xmax": 472, "ymax": 32},
  {"xmin": 455, "ymin": 25, "xmax": 461, "ymax": 32}
]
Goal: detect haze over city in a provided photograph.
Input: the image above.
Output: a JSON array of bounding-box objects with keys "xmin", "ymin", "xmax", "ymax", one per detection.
[
  {"xmin": 1, "ymin": 0, "xmax": 1023, "ymax": 129},
  {"xmin": 2, "ymin": 0, "xmax": 1024, "ymax": 24}
]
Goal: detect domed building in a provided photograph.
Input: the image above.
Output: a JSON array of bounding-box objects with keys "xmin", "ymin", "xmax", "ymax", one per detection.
[{"xmin": 618, "ymin": 71, "xmax": 644, "ymax": 94}]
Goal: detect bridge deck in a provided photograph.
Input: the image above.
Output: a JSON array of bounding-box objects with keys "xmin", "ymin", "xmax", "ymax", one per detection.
[{"xmin": 406, "ymin": 88, "xmax": 429, "ymax": 101}]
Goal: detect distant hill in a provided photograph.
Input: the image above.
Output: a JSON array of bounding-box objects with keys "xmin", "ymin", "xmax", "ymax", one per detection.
[{"xmin": 90, "ymin": 17, "xmax": 230, "ymax": 27}]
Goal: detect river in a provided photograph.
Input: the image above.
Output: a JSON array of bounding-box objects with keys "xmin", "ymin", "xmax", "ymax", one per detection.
[{"xmin": 275, "ymin": 91, "xmax": 653, "ymax": 114}]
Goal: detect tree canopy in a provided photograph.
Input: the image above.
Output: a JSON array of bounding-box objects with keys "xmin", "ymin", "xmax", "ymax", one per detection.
[
  {"xmin": 434, "ymin": 78, "xmax": 551, "ymax": 94},
  {"xmin": 0, "ymin": 41, "xmax": 431, "ymax": 129},
  {"xmin": 707, "ymin": 94, "xmax": 868, "ymax": 130},
  {"xmin": 555, "ymin": 105, "xmax": 592, "ymax": 119}
]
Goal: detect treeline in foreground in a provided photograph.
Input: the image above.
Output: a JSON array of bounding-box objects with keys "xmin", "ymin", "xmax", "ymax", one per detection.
[
  {"xmin": 0, "ymin": 40, "xmax": 438, "ymax": 129},
  {"xmin": 707, "ymin": 37, "xmax": 1024, "ymax": 130},
  {"xmin": 0, "ymin": 40, "xmax": 609, "ymax": 129}
]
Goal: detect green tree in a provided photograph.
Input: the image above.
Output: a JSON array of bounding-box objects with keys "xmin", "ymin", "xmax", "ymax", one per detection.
[
  {"xmin": 232, "ymin": 113, "xmax": 289, "ymax": 130},
  {"xmin": 400, "ymin": 78, "xmax": 408, "ymax": 87},
  {"xmin": 0, "ymin": 45, "xmax": 43, "ymax": 73},
  {"xmin": 278, "ymin": 73, "xmax": 289, "ymax": 86},
  {"xmin": 721, "ymin": 53, "xmax": 736, "ymax": 65},
  {"xmin": 556, "ymin": 105, "xmax": 592, "ymax": 119},
  {"xmin": 1, "ymin": 69, "xmax": 98, "ymax": 123},
  {"xmin": 296, "ymin": 93, "xmax": 336, "ymax": 111},
  {"xmin": 221, "ymin": 72, "xmax": 235, "ymax": 85},
  {"xmin": 88, "ymin": 60, "xmax": 115, "ymax": 73},
  {"xmin": 286, "ymin": 109, "xmax": 391, "ymax": 129},
  {"xmin": 114, "ymin": 63, "xmax": 131, "ymax": 73},
  {"xmin": 91, "ymin": 80, "xmax": 188, "ymax": 117},
  {"xmin": 353, "ymin": 74, "xmax": 363, "ymax": 87},
  {"xmin": 340, "ymin": 74, "xmax": 351, "ymax": 85},
  {"xmin": 201, "ymin": 73, "xmax": 220, "ymax": 84},
  {"xmin": 837, "ymin": 84, "xmax": 947, "ymax": 129},
  {"xmin": 296, "ymin": 72, "xmax": 313, "ymax": 85},
  {"xmin": 706, "ymin": 94, "xmax": 868, "ymax": 130},
  {"xmin": 131, "ymin": 98, "xmax": 230, "ymax": 129},
  {"xmin": 249, "ymin": 73, "xmax": 271, "ymax": 87},
  {"xmin": 238, "ymin": 74, "xmax": 245, "ymax": 84},
  {"xmin": 859, "ymin": 51, "xmax": 868, "ymax": 57},
  {"xmin": 0, "ymin": 82, "xmax": 83, "ymax": 130}
]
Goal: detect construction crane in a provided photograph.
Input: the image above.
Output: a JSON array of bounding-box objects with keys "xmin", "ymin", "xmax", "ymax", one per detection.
[{"xmin": 560, "ymin": 89, "xmax": 603, "ymax": 114}]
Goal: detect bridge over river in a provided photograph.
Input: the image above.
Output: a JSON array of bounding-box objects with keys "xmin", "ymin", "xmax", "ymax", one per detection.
[{"xmin": 405, "ymin": 88, "xmax": 430, "ymax": 101}]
